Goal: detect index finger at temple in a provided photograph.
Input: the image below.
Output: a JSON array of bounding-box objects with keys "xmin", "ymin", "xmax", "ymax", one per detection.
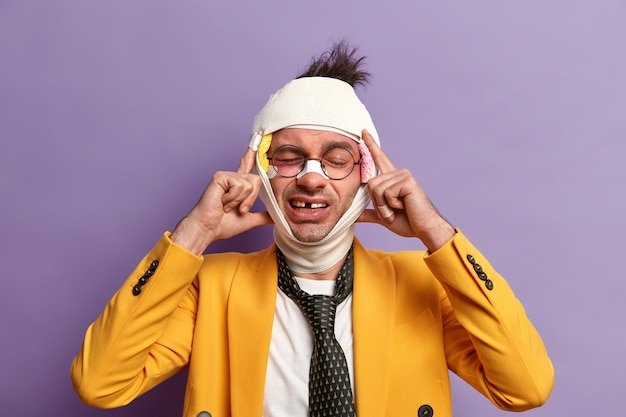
[
  {"xmin": 237, "ymin": 131, "xmax": 263, "ymax": 173},
  {"xmin": 362, "ymin": 129, "xmax": 396, "ymax": 173},
  {"xmin": 237, "ymin": 147, "xmax": 257, "ymax": 174}
]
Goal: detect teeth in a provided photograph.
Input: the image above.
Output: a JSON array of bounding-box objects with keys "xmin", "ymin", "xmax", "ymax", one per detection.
[{"xmin": 291, "ymin": 201, "xmax": 327, "ymax": 209}]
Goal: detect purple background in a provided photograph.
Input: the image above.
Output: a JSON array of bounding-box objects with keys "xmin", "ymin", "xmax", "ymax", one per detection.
[{"xmin": 1, "ymin": 1, "xmax": 624, "ymax": 416}]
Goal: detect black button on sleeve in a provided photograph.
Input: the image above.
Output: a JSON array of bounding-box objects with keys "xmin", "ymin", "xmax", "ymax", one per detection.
[
  {"xmin": 418, "ymin": 404, "xmax": 434, "ymax": 417},
  {"xmin": 466, "ymin": 254, "xmax": 475, "ymax": 264},
  {"xmin": 131, "ymin": 259, "xmax": 160, "ymax": 295},
  {"xmin": 478, "ymin": 271, "xmax": 488, "ymax": 281},
  {"xmin": 485, "ymin": 279, "xmax": 494, "ymax": 290}
]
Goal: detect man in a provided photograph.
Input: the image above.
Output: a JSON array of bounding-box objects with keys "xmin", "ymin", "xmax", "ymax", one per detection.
[{"xmin": 71, "ymin": 42, "xmax": 554, "ymax": 417}]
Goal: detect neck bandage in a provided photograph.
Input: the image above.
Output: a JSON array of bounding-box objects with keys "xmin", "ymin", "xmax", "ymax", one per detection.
[{"xmin": 251, "ymin": 77, "xmax": 380, "ymax": 273}]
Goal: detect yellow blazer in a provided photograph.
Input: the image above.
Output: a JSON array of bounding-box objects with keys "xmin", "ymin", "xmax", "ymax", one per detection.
[{"xmin": 71, "ymin": 231, "xmax": 553, "ymax": 417}]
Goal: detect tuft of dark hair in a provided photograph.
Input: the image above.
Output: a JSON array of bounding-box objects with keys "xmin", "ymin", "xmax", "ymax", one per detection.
[{"xmin": 296, "ymin": 40, "xmax": 370, "ymax": 88}]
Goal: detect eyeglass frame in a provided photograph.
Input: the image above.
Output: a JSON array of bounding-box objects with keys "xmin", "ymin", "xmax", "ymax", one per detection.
[{"xmin": 266, "ymin": 144, "xmax": 362, "ymax": 180}]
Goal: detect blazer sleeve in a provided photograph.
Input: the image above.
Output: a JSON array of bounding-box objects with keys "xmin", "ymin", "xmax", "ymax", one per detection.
[
  {"xmin": 70, "ymin": 232, "xmax": 204, "ymax": 408},
  {"xmin": 423, "ymin": 230, "xmax": 554, "ymax": 411}
]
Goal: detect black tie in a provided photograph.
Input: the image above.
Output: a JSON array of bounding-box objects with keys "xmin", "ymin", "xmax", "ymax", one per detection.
[{"xmin": 276, "ymin": 247, "xmax": 357, "ymax": 417}]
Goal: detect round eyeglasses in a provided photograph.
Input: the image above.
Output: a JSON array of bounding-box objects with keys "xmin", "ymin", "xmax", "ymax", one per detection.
[{"xmin": 267, "ymin": 145, "xmax": 362, "ymax": 180}]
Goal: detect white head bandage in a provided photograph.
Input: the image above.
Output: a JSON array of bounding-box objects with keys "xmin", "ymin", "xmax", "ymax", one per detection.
[{"xmin": 251, "ymin": 77, "xmax": 380, "ymax": 273}]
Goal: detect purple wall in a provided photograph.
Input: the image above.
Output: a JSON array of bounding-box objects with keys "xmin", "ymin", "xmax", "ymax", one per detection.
[{"xmin": 1, "ymin": 1, "xmax": 624, "ymax": 416}]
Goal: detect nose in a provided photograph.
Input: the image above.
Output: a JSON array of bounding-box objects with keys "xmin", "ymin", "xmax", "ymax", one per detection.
[
  {"xmin": 296, "ymin": 159, "xmax": 328, "ymax": 188},
  {"xmin": 296, "ymin": 159, "xmax": 329, "ymax": 180}
]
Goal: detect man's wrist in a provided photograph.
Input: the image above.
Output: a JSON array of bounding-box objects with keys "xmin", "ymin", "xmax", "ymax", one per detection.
[
  {"xmin": 170, "ymin": 217, "xmax": 215, "ymax": 256},
  {"xmin": 420, "ymin": 220, "xmax": 456, "ymax": 254}
]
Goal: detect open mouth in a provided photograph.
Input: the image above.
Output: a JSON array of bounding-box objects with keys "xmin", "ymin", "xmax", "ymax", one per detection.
[{"xmin": 290, "ymin": 200, "xmax": 328, "ymax": 209}]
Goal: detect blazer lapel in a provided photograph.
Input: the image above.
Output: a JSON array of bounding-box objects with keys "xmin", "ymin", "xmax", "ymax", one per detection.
[
  {"xmin": 352, "ymin": 241, "xmax": 396, "ymax": 417},
  {"xmin": 228, "ymin": 245, "xmax": 278, "ymax": 417}
]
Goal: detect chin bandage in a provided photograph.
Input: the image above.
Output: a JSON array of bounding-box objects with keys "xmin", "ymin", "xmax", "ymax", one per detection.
[{"xmin": 251, "ymin": 77, "xmax": 380, "ymax": 273}]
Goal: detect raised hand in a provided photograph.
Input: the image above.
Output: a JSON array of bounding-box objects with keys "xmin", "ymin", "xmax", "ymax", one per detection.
[
  {"xmin": 357, "ymin": 130, "xmax": 455, "ymax": 252},
  {"xmin": 170, "ymin": 138, "xmax": 273, "ymax": 255}
]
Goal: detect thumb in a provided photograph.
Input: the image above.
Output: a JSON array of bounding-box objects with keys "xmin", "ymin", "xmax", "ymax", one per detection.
[
  {"xmin": 249, "ymin": 211, "xmax": 274, "ymax": 228},
  {"xmin": 356, "ymin": 208, "xmax": 380, "ymax": 224}
]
